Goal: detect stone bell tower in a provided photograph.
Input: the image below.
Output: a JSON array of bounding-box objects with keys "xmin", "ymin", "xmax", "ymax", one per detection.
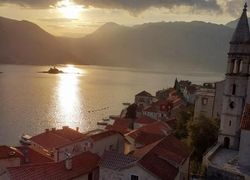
[{"xmin": 218, "ymin": 3, "xmax": 250, "ymax": 150}]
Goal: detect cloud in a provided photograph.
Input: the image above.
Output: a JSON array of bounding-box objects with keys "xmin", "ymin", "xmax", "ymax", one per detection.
[
  {"xmin": 223, "ymin": 0, "xmax": 250, "ymax": 17},
  {"xmin": 76, "ymin": 0, "xmax": 222, "ymax": 14},
  {"xmin": 39, "ymin": 18, "xmax": 78, "ymax": 22},
  {"xmin": 0, "ymin": 0, "xmax": 222, "ymax": 14},
  {"xmin": 0, "ymin": 0, "xmax": 58, "ymax": 8}
]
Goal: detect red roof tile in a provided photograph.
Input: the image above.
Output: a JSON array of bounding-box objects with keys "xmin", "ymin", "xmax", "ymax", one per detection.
[
  {"xmin": 53, "ymin": 127, "xmax": 86, "ymax": 141},
  {"xmin": 0, "ymin": 146, "xmax": 23, "ymax": 160},
  {"xmin": 135, "ymin": 116, "xmax": 156, "ymax": 124},
  {"xmin": 134, "ymin": 135, "xmax": 191, "ymax": 180},
  {"xmin": 7, "ymin": 152, "xmax": 100, "ymax": 180},
  {"xmin": 105, "ymin": 118, "xmax": 131, "ymax": 134},
  {"xmin": 17, "ymin": 147, "xmax": 53, "ymax": 164},
  {"xmin": 30, "ymin": 132, "xmax": 72, "ymax": 150},
  {"xmin": 89, "ymin": 130, "xmax": 121, "ymax": 142},
  {"xmin": 30, "ymin": 127, "xmax": 86, "ymax": 150},
  {"xmin": 241, "ymin": 104, "xmax": 250, "ymax": 130},
  {"xmin": 135, "ymin": 91, "xmax": 153, "ymax": 97},
  {"xmin": 127, "ymin": 121, "xmax": 172, "ymax": 139}
]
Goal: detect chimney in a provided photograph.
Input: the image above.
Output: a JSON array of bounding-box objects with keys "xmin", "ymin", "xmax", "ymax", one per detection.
[
  {"xmin": 63, "ymin": 126, "xmax": 69, "ymax": 129},
  {"xmin": 76, "ymin": 127, "xmax": 79, "ymax": 132},
  {"xmin": 65, "ymin": 153, "xmax": 72, "ymax": 170},
  {"xmin": 45, "ymin": 129, "xmax": 49, "ymax": 133}
]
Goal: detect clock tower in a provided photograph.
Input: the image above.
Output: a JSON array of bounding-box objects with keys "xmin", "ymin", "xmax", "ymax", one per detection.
[{"xmin": 218, "ymin": 3, "xmax": 250, "ymax": 150}]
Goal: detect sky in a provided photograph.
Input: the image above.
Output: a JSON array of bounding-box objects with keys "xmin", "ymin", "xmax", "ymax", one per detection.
[{"xmin": 0, "ymin": 0, "xmax": 248, "ymax": 37}]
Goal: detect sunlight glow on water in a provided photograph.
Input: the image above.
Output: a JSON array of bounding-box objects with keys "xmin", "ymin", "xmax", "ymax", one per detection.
[{"xmin": 0, "ymin": 64, "xmax": 224, "ymax": 145}]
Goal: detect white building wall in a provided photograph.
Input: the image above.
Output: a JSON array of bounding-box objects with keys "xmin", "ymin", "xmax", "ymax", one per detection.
[
  {"xmin": 91, "ymin": 134, "xmax": 124, "ymax": 156},
  {"xmin": 213, "ymin": 80, "xmax": 225, "ymax": 119},
  {"xmin": 57, "ymin": 139, "xmax": 92, "ymax": 162},
  {"xmin": 194, "ymin": 92, "xmax": 215, "ymax": 120}
]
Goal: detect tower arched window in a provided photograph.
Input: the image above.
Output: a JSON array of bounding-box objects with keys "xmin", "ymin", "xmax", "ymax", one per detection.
[
  {"xmin": 232, "ymin": 84, "xmax": 236, "ymax": 95},
  {"xmin": 231, "ymin": 59, "xmax": 235, "ymax": 73},
  {"xmin": 233, "ymin": 60, "xmax": 238, "ymax": 73},
  {"xmin": 239, "ymin": 60, "xmax": 243, "ymax": 73},
  {"xmin": 229, "ymin": 121, "xmax": 232, "ymax": 126}
]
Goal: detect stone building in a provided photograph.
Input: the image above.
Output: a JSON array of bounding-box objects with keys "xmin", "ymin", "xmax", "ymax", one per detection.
[{"xmin": 203, "ymin": 3, "xmax": 250, "ymax": 179}]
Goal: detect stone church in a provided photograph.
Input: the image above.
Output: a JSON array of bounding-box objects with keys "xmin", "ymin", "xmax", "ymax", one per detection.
[{"xmin": 203, "ymin": 3, "xmax": 250, "ymax": 180}]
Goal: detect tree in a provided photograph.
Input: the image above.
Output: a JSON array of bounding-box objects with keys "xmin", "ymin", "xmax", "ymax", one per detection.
[
  {"xmin": 174, "ymin": 106, "xmax": 194, "ymax": 139},
  {"xmin": 187, "ymin": 115, "xmax": 219, "ymax": 161}
]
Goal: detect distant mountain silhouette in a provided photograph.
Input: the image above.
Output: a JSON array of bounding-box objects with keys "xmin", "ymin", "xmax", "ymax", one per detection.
[
  {"xmin": 0, "ymin": 16, "xmax": 234, "ymax": 72},
  {"xmin": 226, "ymin": 18, "xmax": 250, "ymax": 28},
  {"xmin": 0, "ymin": 17, "xmax": 78, "ymax": 65},
  {"xmin": 64, "ymin": 21, "xmax": 233, "ymax": 72}
]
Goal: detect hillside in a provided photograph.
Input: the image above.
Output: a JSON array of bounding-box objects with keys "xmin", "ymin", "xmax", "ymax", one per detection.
[
  {"xmin": 63, "ymin": 21, "xmax": 233, "ymax": 72},
  {"xmin": 0, "ymin": 17, "xmax": 78, "ymax": 65},
  {"xmin": 0, "ymin": 16, "xmax": 235, "ymax": 72}
]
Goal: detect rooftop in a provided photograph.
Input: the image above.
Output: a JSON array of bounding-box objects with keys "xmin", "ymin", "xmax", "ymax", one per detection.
[
  {"xmin": 99, "ymin": 151, "xmax": 137, "ymax": 170},
  {"xmin": 105, "ymin": 118, "xmax": 131, "ymax": 134},
  {"xmin": 135, "ymin": 91, "xmax": 154, "ymax": 97},
  {"xmin": 7, "ymin": 152, "xmax": 100, "ymax": 180},
  {"xmin": 30, "ymin": 127, "xmax": 86, "ymax": 150},
  {"xmin": 134, "ymin": 135, "xmax": 191, "ymax": 180},
  {"xmin": 89, "ymin": 130, "xmax": 122, "ymax": 142},
  {"xmin": 0, "ymin": 146, "xmax": 23, "ymax": 160},
  {"xmin": 17, "ymin": 146, "xmax": 53, "ymax": 164}
]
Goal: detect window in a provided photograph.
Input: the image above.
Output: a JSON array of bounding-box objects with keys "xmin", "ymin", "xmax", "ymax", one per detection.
[
  {"xmin": 232, "ymin": 84, "xmax": 236, "ymax": 95},
  {"xmin": 202, "ymin": 98, "xmax": 208, "ymax": 105},
  {"xmin": 233, "ymin": 60, "xmax": 238, "ymax": 73},
  {"xmin": 131, "ymin": 175, "xmax": 139, "ymax": 180},
  {"xmin": 229, "ymin": 101, "xmax": 235, "ymax": 109},
  {"xmin": 239, "ymin": 60, "xmax": 243, "ymax": 72},
  {"xmin": 229, "ymin": 121, "xmax": 232, "ymax": 126}
]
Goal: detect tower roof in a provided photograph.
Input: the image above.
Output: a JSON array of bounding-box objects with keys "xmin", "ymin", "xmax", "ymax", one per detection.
[{"xmin": 231, "ymin": 3, "xmax": 250, "ymax": 44}]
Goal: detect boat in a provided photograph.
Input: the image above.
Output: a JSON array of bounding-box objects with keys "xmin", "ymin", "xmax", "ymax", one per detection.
[
  {"xmin": 97, "ymin": 121, "xmax": 108, "ymax": 126},
  {"xmin": 41, "ymin": 66, "xmax": 64, "ymax": 74},
  {"xmin": 122, "ymin": 102, "xmax": 131, "ymax": 106},
  {"xmin": 20, "ymin": 134, "xmax": 32, "ymax": 145},
  {"xmin": 103, "ymin": 118, "xmax": 110, "ymax": 122}
]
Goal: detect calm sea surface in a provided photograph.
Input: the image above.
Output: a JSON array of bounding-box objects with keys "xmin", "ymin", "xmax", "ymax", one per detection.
[{"xmin": 0, "ymin": 65, "xmax": 224, "ymax": 146}]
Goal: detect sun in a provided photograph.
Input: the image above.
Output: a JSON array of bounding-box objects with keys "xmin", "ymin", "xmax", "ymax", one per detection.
[{"xmin": 56, "ymin": 0, "xmax": 84, "ymax": 19}]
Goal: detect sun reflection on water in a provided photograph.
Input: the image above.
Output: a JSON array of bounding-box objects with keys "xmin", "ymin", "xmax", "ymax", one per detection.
[{"xmin": 56, "ymin": 65, "xmax": 85, "ymax": 127}]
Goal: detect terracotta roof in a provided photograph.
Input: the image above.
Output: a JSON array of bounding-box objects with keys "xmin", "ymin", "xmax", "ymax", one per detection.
[
  {"xmin": 30, "ymin": 132, "xmax": 72, "ymax": 150},
  {"xmin": 89, "ymin": 130, "xmax": 121, "ymax": 142},
  {"xmin": 0, "ymin": 146, "xmax": 23, "ymax": 160},
  {"xmin": 7, "ymin": 152, "xmax": 100, "ymax": 180},
  {"xmin": 133, "ymin": 140, "xmax": 163, "ymax": 159},
  {"xmin": 135, "ymin": 91, "xmax": 153, "ymax": 97},
  {"xmin": 53, "ymin": 127, "xmax": 86, "ymax": 141},
  {"xmin": 241, "ymin": 104, "xmax": 250, "ymax": 130},
  {"xmin": 135, "ymin": 116, "xmax": 156, "ymax": 124},
  {"xmin": 17, "ymin": 147, "xmax": 53, "ymax": 164},
  {"xmin": 134, "ymin": 135, "xmax": 191, "ymax": 180},
  {"xmin": 139, "ymin": 152, "xmax": 178, "ymax": 180},
  {"xmin": 30, "ymin": 127, "xmax": 86, "ymax": 150},
  {"xmin": 99, "ymin": 151, "xmax": 136, "ymax": 170},
  {"xmin": 127, "ymin": 121, "xmax": 172, "ymax": 139},
  {"xmin": 105, "ymin": 118, "xmax": 131, "ymax": 134},
  {"xmin": 134, "ymin": 132, "xmax": 164, "ymax": 147}
]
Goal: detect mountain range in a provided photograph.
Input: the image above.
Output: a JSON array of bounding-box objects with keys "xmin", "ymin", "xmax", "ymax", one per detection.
[{"xmin": 0, "ymin": 16, "xmax": 237, "ymax": 72}]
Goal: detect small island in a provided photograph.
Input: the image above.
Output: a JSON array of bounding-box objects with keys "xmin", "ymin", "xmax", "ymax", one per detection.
[{"xmin": 40, "ymin": 66, "xmax": 64, "ymax": 74}]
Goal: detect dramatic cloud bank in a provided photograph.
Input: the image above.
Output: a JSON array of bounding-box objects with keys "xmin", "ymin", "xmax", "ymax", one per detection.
[{"xmin": 0, "ymin": 0, "xmax": 249, "ymax": 16}]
